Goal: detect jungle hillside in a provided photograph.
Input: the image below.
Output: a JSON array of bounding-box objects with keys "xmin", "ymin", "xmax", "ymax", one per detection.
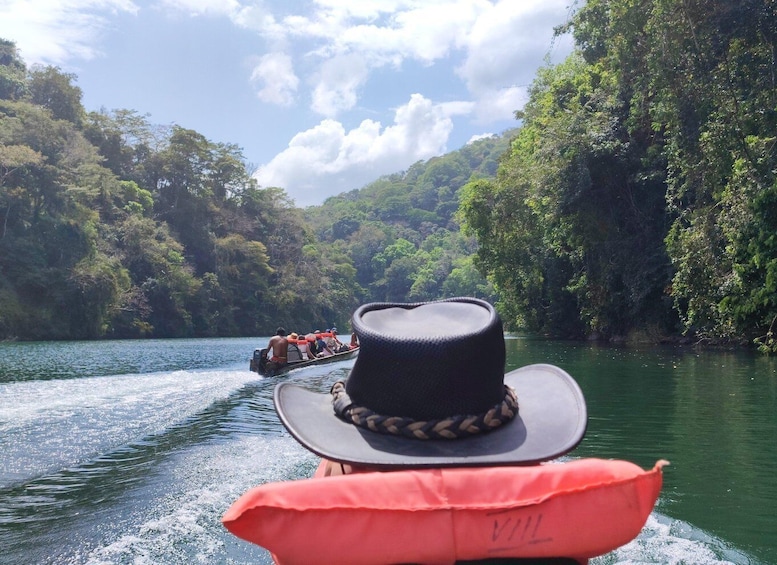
[{"xmin": 2, "ymin": 0, "xmax": 777, "ymax": 351}]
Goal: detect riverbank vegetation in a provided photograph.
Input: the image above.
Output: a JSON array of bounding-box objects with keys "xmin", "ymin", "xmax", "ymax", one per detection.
[
  {"xmin": 0, "ymin": 37, "xmax": 500, "ymax": 340},
  {"xmin": 460, "ymin": 0, "xmax": 777, "ymax": 352},
  {"xmin": 2, "ymin": 0, "xmax": 777, "ymax": 351}
]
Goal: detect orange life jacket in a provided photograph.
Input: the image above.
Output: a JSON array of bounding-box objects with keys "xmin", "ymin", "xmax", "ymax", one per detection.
[{"xmin": 223, "ymin": 457, "xmax": 666, "ymax": 565}]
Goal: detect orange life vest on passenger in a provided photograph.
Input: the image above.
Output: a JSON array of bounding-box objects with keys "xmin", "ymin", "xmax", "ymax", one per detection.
[{"xmin": 223, "ymin": 458, "xmax": 666, "ymax": 565}]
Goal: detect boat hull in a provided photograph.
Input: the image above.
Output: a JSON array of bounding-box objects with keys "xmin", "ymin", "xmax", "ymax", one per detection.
[{"xmin": 249, "ymin": 347, "xmax": 358, "ymax": 376}]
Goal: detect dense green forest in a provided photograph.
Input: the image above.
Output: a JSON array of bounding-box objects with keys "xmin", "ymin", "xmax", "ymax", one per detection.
[
  {"xmin": 0, "ymin": 37, "xmax": 501, "ymax": 340},
  {"xmin": 2, "ymin": 0, "xmax": 777, "ymax": 351},
  {"xmin": 460, "ymin": 0, "xmax": 777, "ymax": 352}
]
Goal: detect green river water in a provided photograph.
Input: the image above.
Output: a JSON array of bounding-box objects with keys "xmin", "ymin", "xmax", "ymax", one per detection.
[
  {"xmin": 0, "ymin": 336, "xmax": 775, "ymax": 564},
  {"xmin": 504, "ymin": 337, "xmax": 777, "ymax": 563}
]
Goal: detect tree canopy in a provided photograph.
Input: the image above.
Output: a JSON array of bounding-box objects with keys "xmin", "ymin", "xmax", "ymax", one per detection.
[
  {"xmin": 0, "ymin": 42, "xmax": 502, "ymax": 340},
  {"xmin": 460, "ymin": 0, "xmax": 777, "ymax": 349},
  {"xmin": 4, "ymin": 0, "xmax": 777, "ymax": 352}
]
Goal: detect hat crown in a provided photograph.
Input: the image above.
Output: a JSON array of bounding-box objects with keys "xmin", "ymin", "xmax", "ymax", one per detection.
[{"xmin": 346, "ymin": 298, "xmax": 506, "ymax": 420}]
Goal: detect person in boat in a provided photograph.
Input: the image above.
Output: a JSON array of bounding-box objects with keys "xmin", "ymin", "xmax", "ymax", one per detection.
[
  {"xmin": 267, "ymin": 299, "xmax": 592, "ymax": 562},
  {"xmin": 291, "ymin": 332, "xmax": 310, "ymax": 360},
  {"xmin": 286, "ymin": 332, "xmax": 308, "ymax": 361},
  {"xmin": 305, "ymin": 332, "xmax": 319, "ymax": 357},
  {"xmin": 274, "ymin": 298, "xmax": 586, "ymax": 475},
  {"xmin": 325, "ymin": 327, "xmax": 348, "ymax": 353},
  {"xmin": 349, "ymin": 330, "xmax": 359, "ymax": 349},
  {"xmin": 225, "ymin": 298, "xmax": 664, "ymax": 564},
  {"xmin": 266, "ymin": 327, "xmax": 288, "ymax": 369},
  {"xmin": 323, "ymin": 328, "xmax": 337, "ymax": 351},
  {"xmin": 314, "ymin": 331, "xmax": 334, "ymax": 357}
]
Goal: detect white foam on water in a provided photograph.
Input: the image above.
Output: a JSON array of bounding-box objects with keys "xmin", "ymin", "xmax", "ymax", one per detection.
[
  {"xmin": 0, "ymin": 369, "xmax": 260, "ymax": 484},
  {"xmin": 78, "ymin": 433, "xmax": 315, "ymax": 565},
  {"xmin": 593, "ymin": 513, "xmax": 759, "ymax": 565}
]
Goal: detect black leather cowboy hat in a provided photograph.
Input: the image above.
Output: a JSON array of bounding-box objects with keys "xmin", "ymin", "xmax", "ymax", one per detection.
[{"xmin": 274, "ymin": 297, "xmax": 587, "ymax": 468}]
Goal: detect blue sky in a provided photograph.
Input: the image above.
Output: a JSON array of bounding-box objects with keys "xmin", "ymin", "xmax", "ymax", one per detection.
[{"xmin": 0, "ymin": 0, "xmax": 576, "ymax": 206}]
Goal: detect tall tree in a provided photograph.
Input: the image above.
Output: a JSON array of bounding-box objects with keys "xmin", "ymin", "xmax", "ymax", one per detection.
[
  {"xmin": 27, "ymin": 65, "xmax": 85, "ymax": 125},
  {"xmin": 0, "ymin": 39, "xmax": 27, "ymax": 101},
  {"xmin": 638, "ymin": 0, "xmax": 777, "ymax": 344},
  {"xmin": 462, "ymin": 51, "xmax": 674, "ymax": 338}
]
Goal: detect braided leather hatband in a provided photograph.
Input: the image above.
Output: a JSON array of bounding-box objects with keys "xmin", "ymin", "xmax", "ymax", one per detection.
[{"xmin": 330, "ymin": 380, "xmax": 519, "ymax": 440}]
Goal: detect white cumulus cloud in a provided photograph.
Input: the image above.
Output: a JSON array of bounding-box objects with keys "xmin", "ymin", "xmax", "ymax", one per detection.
[
  {"xmin": 458, "ymin": 0, "xmax": 572, "ymax": 120},
  {"xmin": 310, "ymin": 53, "xmax": 369, "ymax": 116},
  {"xmin": 159, "ymin": 0, "xmax": 241, "ymax": 17},
  {"xmin": 250, "ymin": 52, "xmax": 299, "ymax": 106},
  {"xmin": 471, "ymin": 85, "xmax": 528, "ymax": 123},
  {"xmin": 0, "ymin": 0, "xmax": 138, "ymax": 64},
  {"xmin": 254, "ymin": 93, "xmax": 462, "ymax": 206},
  {"xmin": 0, "ymin": 0, "xmax": 576, "ymax": 206},
  {"xmin": 280, "ymin": 0, "xmax": 573, "ymax": 122}
]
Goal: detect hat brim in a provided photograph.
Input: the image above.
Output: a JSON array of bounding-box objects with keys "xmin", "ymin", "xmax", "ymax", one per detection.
[{"xmin": 274, "ymin": 363, "xmax": 587, "ymax": 468}]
